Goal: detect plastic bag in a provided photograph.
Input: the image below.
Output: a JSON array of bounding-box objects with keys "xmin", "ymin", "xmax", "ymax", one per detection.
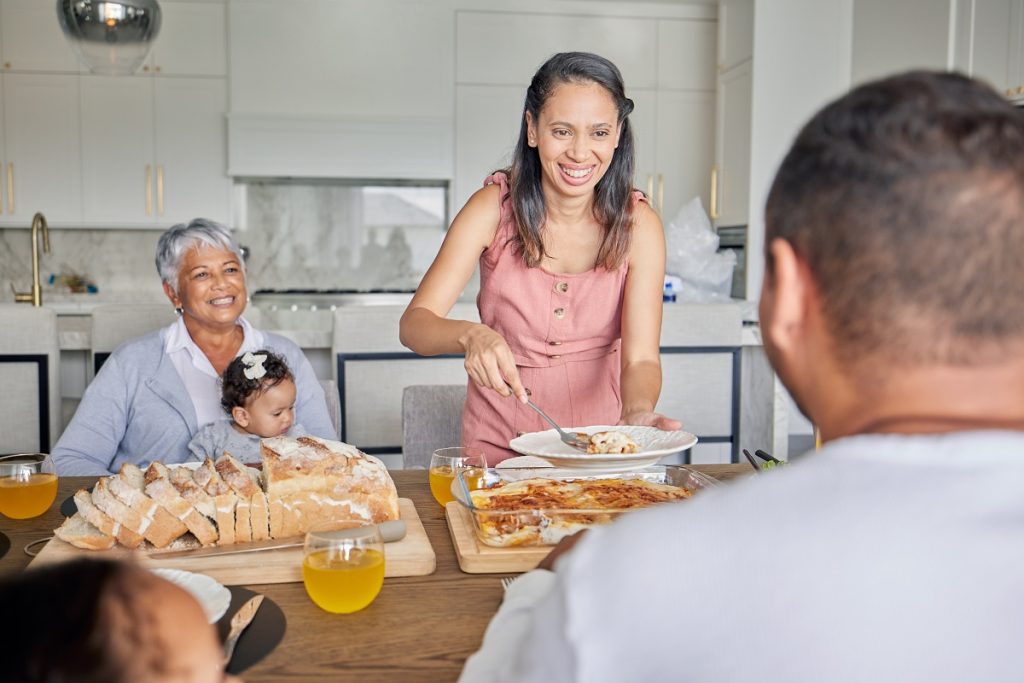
[{"xmin": 664, "ymin": 197, "xmax": 736, "ymax": 302}]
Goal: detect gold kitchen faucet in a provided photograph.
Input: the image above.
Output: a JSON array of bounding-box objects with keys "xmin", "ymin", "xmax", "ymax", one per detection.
[{"xmin": 12, "ymin": 212, "xmax": 50, "ymax": 307}]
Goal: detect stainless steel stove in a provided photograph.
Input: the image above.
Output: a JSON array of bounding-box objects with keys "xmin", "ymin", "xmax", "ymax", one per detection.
[{"xmin": 251, "ymin": 288, "xmax": 416, "ymax": 311}]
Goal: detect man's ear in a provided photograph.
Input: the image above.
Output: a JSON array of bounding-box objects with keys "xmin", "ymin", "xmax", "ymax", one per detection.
[
  {"xmin": 762, "ymin": 238, "xmax": 812, "ymax": 355},
  {"xmin": 231, "ymin": 406, "xmax": 250, "ymax": 428}
]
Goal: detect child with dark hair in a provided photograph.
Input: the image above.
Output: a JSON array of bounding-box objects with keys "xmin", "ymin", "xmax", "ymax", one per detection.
[
  {"xmin": 0, "ymin": 558, "xmax": 238, "ymax": 683},
  {"xmin": 188, "ymin": 349, "xmax": 306, "ymax": 462}
]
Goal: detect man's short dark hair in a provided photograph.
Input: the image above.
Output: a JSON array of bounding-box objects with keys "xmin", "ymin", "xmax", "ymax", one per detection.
[{"xmin": 766, "ymin": 70, "xmax": 1024, "ymax": 369}]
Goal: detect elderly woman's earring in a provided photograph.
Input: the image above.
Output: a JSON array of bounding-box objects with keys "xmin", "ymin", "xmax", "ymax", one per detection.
[{"xmin": 174, "ymin": 306, "xmax": 184, "ymax": 316}]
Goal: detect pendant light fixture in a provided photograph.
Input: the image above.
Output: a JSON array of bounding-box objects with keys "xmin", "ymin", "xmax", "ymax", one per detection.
[{"xmin": 57, "ymin": 0, "xmax": 162, "ymax": 76}]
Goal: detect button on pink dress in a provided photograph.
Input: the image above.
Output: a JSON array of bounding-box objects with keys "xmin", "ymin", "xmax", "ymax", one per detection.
[{"xmin": 462, "ymin": 172, "xmax": 644, "ymax": 464}]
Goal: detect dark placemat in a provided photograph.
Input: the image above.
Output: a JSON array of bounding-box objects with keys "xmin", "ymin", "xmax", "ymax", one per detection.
[
  {"xmin": 59, "ymin": 493, "xmax": 78, "ymax": 518},
  {"xmin": 0, "ymin": 531, "xmax": 9, "ymax": 559},
  {"xmin": 216, "ymin": 586, "xmax": 287, "ymax": 675}
]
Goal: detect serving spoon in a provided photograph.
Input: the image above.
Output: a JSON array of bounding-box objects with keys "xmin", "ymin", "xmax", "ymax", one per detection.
[{"xmin": 518, "ymin": 388, "xmax": 591, "ymax": 452}]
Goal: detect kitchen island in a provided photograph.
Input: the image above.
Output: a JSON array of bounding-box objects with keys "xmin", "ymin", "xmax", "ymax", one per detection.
[{"xmin": 0, "ymin": 466, "xmax": 749, "ymax": 682}]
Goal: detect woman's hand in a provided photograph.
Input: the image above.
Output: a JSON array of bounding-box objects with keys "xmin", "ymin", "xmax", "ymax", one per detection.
[
  {"xmin": 619, "ymin": 410, "xmax": 682, "ymax": 431},
  {"xmin": 459, "ymin": 324, "xmax": 528, "ymax": 402}
]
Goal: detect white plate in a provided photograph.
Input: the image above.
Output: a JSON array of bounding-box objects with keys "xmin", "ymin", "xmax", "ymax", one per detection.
[
  {"xmin": 509, "ymin": 425, "xmax": 698, "ymax": 471},
  {"xmin": 151, "ymin": 568, "xmax": 231, "ymax": 623}
]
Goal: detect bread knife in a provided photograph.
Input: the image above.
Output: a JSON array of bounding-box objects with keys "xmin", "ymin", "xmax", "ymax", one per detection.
[{"xmin": 148, "ymin": 520, "xmax": 406, "ymax": 559}]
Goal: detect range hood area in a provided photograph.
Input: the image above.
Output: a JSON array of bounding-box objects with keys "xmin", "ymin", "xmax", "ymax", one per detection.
[{"xmin": 225, "ymin": 1, "xmax": 454, "ymax": 181}]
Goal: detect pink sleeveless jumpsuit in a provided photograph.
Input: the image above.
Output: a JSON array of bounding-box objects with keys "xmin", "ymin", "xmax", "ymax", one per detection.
[{"xmin": 461, "ymin": 172, "xmax": 644, "ymax": 464}]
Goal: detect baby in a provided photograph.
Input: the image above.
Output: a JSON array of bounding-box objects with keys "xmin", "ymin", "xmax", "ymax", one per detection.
[{"xmin": 188, "ymin": 349, "xmax": 306, "ymax": 463}]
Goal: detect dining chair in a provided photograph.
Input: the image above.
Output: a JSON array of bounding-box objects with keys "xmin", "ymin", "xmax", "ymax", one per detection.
[
  {"xmin": 89, "ymin": 304, "xmax": 177, "ymax": 379},
  {"xmin": 319, "ymin": 378, "xmax": 342, "ymax": 438},
  {"xmin": 0, "ymin": 305, "xmax": 60, "ymax": 452},
  {"xmin": 89, "ymin": 303, "xmax": 264, "ymax": 379},
  {"xmin": 401, "ymin": 384, "xmax": 467, "ymax": 469}
]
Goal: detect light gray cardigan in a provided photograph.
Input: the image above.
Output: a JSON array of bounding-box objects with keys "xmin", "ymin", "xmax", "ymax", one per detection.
[{"xmin": 52, "ymin": 329, "xmax": 337, "ymax": 475}]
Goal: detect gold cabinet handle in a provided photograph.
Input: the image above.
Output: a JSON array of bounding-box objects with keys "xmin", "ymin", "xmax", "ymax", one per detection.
[
  {"xmin": 145, "ymin": 165, "xmax": 153, "ymax": 215},
  {"xmin": 710, "ymin": 166, "xmax": 720, "ymax": 220},
  {"xmin": 7, "ymin": 162, "xmax": 13, "ymax": 214},
  {"xmin": 156, "ymin": 165, "xmax": 164, "ymax": 215},
  {"xmin": 657, "ymin": 173, "xmax": 664, "ymax": 213}
]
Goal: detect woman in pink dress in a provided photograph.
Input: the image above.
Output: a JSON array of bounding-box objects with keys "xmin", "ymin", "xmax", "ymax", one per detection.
[{"xmin": 400, "ymin": 52, "xmax": 680, "ymax": 464}]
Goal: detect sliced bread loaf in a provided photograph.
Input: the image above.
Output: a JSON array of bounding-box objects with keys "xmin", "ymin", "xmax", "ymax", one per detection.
[{"xmin": 55, "ymin": 513, "xmax": 117, "ymax": 550}]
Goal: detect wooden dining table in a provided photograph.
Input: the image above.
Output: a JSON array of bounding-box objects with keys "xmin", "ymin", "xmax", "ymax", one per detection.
[{"xmin": 0, "ymin": 465, "xmax": 749, "ymax": 682}]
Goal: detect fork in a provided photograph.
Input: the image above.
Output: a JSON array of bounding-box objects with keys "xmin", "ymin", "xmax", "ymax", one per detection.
[
  {"xmin": 519, "ymin": 390, "xmax": 590, "ymax": 452},
  {"xmin": 501, "ymin": 576, "xmax": 517, "ymax": 592}
]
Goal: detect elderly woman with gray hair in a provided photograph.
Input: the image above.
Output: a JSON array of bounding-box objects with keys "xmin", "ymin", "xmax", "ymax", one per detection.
[{"xmin": 52, "ymin": 218, "xmax": 335, "ymax": 475}]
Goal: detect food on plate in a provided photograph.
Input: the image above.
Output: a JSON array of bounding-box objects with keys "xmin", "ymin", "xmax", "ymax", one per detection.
[
  {"xmin": 586, "ymin": 430, "xmax": 640, "ymax": 455},
  {"xmin": 54, "ymin": 436, "xmax": 399, "ymax": 551},
  {"xmin": 468, "ymin": 477, "xmax": 691, "ymax": 546}
]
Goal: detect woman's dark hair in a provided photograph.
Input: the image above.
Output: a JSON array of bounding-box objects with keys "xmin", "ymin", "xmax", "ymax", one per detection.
[
  {"xmin": 221, "ymin": 349, "xmax": 293, "ymax": 413},
  {"xmin": 505, "ymin": 51, "xmax": 638, "ymax": 270},
  {"xmin": 0, "ymin": 559, "xmax": 167, "ymax": 683}
]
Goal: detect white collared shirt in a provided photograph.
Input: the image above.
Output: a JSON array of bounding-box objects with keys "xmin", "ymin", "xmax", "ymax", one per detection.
[{"xmin": 163, "ymin": 315, "xmax": 265, "ymax": 428}]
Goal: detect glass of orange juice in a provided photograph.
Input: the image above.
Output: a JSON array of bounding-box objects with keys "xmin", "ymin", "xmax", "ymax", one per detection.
[
  {"xmin": 302, "ymin": 526, "xmax": 385, "ymax": 614},
  {"xmin": 429, "ymin": 447, "xmax": 486, "ymax": 507},
  {"xmin": 0, "ymin": 453, "xmax": 58, "ymax": 519}
]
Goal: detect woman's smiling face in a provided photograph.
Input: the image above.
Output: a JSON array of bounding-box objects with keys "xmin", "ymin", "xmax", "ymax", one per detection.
[
  {"xmin": 167, "ymin": 245, "xmax": 247, "ymax": 328},
  {"xmin": 527, "ymin": 81, "xmax": 621, "ymax": 198}
]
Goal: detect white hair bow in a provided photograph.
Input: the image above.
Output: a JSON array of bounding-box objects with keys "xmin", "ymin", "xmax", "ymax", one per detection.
[{"xmin": 241, "ymin": 352, "xmax": 268, "ymax": 380}]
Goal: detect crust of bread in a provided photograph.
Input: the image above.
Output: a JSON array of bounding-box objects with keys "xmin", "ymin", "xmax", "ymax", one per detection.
[
  {"xmin": 91, "ymin": 477, "xmax": 154, "ymax": 543},
  {"xmin": 262, "ymin": 436, "xmax": 399, "ymax": 521},
  {"xmin": 216, "ymin": 454, "xmax": 261, "ymax": 497},
  {"xmin": 55, "ymin": 514, "xmax": 117, "ymax": 550},
  {"xmin": 56, "ymin": 437, "xmax": 400, "ymax": 551},
  {"xmin": 166, "ymin": 466, "xmax": 216, "ymax": 521},
  {"xmin": 73, "ymin": 489, "xmax": 143, "ymax": 548},
  {"xmin": 234, "ymin": 496, "xmax": 253, "ymax": 543},
  {"xmin": 109, "ymin": 468, "xmax": 187, "ymax": 548},
  {"xmin": 143, "ymin": 467, "xmax": 219, "ymax": 546},
  {"xmin": 250, "ymin": 491, "xmax": 269, "ymax": 541}
]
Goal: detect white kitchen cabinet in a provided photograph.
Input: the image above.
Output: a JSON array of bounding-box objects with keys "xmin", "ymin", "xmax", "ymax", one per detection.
[
  {"xmin": 143, "ymin": 1, "xmax": 227, "ymax": 77},
  {"xmin": 953, "ymin": 0, "xmax": 1024, "ymax": 97},
  {"xmin": 456, "ymin": 11, "xmax": 659, "ymax": 90},
  {"xmin": 0, "ymin": 0, "xmax": 82, "ymax": 73},
  {"xmin": 80, "ymin": 76, "xmax": 155, "ymax": 226},
  {"xmin": 654, "ymin": 90, "xmax": 715, "ymax": 222},
  {"xmin": 454, "ymin": 85, "xmax": 523, "ymax": 213},
  {"xmin": 154, "ymin": 78, "xmax": 230, "ymax": 225},
  {"xmin": 230, "ymin": 0, "xmax": 453, "ymax": 118},
  {"xmin": 717, "ymin": 0, "xmax": 754, "ymax": 73},
  {"xmin": 455, "ymin": 11, "xmax": 716, "ymax": 224},
  {"xmin": 632, "ymin": 89, "xmax": 716, "ymax": 221},
  {"xmin": 0, "ymin": 76, "xmax": 4, "ymax": 220},
  {"xmin": 0, "ymin": 74, "xmax": 82, "ymax": 226},
  {"xmin": 714, "ymin": 61, "xmax": 752, "ymax": 227},
  {"xmin": 658, "ymin": 20, "xmax": 717, "ymax": 91},
  {"xmin": 80, "ymin": 75, "xmax": 229, "ymax": 227}
]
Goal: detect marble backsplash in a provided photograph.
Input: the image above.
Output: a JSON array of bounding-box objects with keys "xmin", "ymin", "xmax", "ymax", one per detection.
[
  {"xmin": 0, "ymin": 182, "xmax": 452, "ymax": 302},
  {"xmin": 0, "ymin": 228, "xmax": 167, "ymax": 303}
]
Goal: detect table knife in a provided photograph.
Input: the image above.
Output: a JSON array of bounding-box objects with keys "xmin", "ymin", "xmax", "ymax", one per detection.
[
  {"xmin": 223, "ymin": 594, "xmax": 264, "ymax": 666},
  {"xmin": 149, "ymin": 519, "xmax": 406, "ymax": 559}
]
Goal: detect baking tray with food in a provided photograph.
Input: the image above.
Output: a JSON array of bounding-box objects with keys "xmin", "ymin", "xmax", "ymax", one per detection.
[{"xmin": 452, "ymin": 465, "xmax": 718, "ymax": 548}]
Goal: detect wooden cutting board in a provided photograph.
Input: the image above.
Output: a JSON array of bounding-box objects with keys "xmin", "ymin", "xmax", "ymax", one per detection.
[
  {"xmin": 445, "ymin": 502, "xmax": 548, "ymax": 574},
  {"xmin": 30, "ymin": 498, "xmax": 435, "ymax": 585}
]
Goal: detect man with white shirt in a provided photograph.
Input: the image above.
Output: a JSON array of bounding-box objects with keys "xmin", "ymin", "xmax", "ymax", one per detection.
[{"xmin": 460, "ymin": 70, "xmax": 1024, "ymax": 682}]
